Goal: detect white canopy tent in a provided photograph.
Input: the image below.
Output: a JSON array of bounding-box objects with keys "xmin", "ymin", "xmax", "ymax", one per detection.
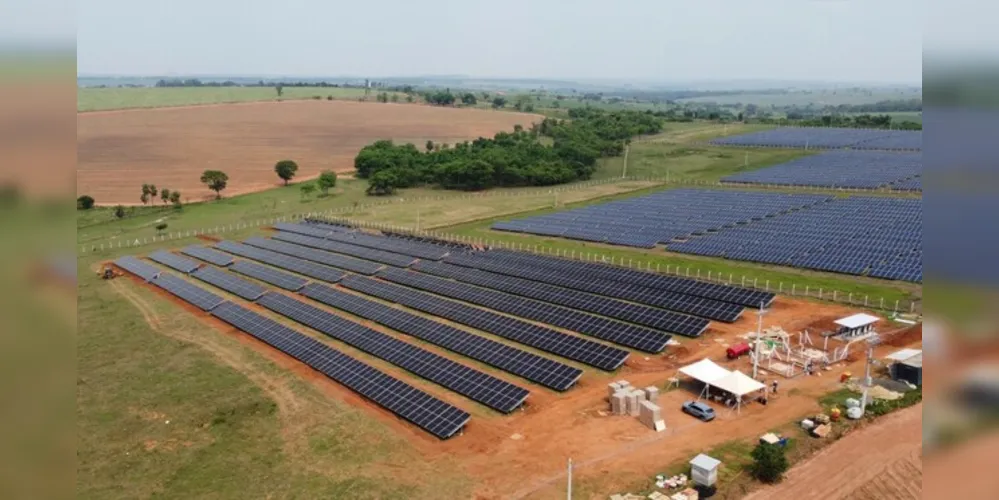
[
  {"xmin": 710, "ymin": 370, "xmax": 766, "ymax": 413},
  {"xmin": 678, "ymin": 360, "xmax": 767, "ymax": 413}
]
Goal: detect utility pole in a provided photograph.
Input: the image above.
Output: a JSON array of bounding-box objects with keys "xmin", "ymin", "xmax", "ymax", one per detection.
[
  {"xmin": 622, "ymin": 145, "xmax": 629, "ymax": 178},
  {"xmin": 567, "ymin": 458, "xmax": 573, "ymax": 500},
  {"xmin": 860, "ymin": 344, "xmax": 875, "ymax": 414},
  {"xmin": 753, "ymin": 301, "xmax": 765, "ymax": 379},
  {"xmin": 416, "ymin": 209, "xmax": 420, "ymax": 232}
]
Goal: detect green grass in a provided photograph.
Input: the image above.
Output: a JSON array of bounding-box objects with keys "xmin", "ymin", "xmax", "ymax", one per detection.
[
  {"xmin": 78, "ymin": 87, "xmax": 404, "ymax": 112},
  {"xmin": 76, "ymin": 250, "xmax": 472, "ymax": 498},
  {"xmin": 622, "ymin": 143, "xmax": 813, "ymax": 181},
  {"xmin": 677, "ymin": 88, "xmax": 921, "ymax": 107}
]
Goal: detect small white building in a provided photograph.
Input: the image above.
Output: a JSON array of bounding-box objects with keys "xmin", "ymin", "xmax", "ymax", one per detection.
[
  {"xmin": 834, "ymin": 313, "xmax": 879, "ymax": 338},
  {"xmin": 689, "ymin": 453, "xmax": 721, "ymax": 488}
]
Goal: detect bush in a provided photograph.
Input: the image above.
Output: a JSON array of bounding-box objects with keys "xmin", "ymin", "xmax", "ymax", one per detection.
[
  {"xmin": 155, "ymin": 222, "xmax": 168, "ymax": 234},
  {"xmin": 113, "ymin": 205, "xmax": 126, "ymax": 219},
  {"xmin": 77, "ymin": 195, "xmax": 95, "ymax": 210},
  {"xmin": 750, "ymin": 443, "xmax": 789, "ymax": 484}
]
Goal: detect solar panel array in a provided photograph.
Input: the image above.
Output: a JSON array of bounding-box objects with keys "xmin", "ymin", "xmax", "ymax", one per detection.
[
  {"xmin": 114, "ymin": 255, "xmax": 161, "ymax": 281},
  {"xmin": 180, "ymin": 245, "xmax": 235, "ymax": 267},
  {"xmin": 442, "ymin": 252, "xmax": 754, "ymax": 321},
  {"xmin": 244, "ymin": 237, "xmax": 384, "ymax": 275},
  {"xmin": 255, "ymin": 293, "xmax": 529, "ymax": 413},
  {"xmin": 192, "ymin": 266, "xmax": 267, "ymax": 301},
  {"xmin": 377, "ymin": 267, "xmax": 673, "ymax": 352},
  {"xmin": 271, "ymin": 231, "xmax": 417, "ymax": 267},
  {"xmin": 229, "ymin": 260, "xmax": 308, "ymax": 291},
  {"xmin": 210, "ymin": 301, "xmax": 470, "ymax": 439},
  {"xmin": 215, "ymin": 240, "xmax": 347, "ymax": 283},
  {"xmin": 668, "ymin": 197, "xmax": 922, "ymax": 282},
  {"xmin": 148, "ymin": 250, "xmax": 201, "ymax": 273},
  {"xmin": 492, "ymin": 189, "xmax": 830, "ymax": 248},
  {"xmin": 299, "ymin": 283, "xmax": 582, "ymax": 391},
  {"xmin": 722, "ymin": 151, "xmax": 922, "ymax": 191},
  {"xmin": 411, "ymin": 260, "xmax": 709, "ymax": 337},
  {"xmin": 711, "ymin": 127, "xmax": 922, "ymax": 151},
  {"xmin": 296, "ymin": 221, "xmax": 451, "ymax": 260},
  {"xmin": 338, "ymin": 275, "xmax": 629, "ymax": 371},
  {"xmin": 150, "ymin": 273, "xmax": 225, "ymax": 311}
]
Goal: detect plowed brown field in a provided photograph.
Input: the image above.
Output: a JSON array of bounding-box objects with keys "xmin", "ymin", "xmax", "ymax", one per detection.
[{"xmin": 77, "ymin": 100, "xmax": 540, "ymax": 204}]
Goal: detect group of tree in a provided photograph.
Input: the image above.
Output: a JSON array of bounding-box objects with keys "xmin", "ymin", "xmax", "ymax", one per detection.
[
  {"xmin": 767, "ymin": 113, "xmax": 921, "ymax": 130},
  {"xmin": 375, "ymin": 92, "xmax": 400, "ymax": 103},
  {"xmin": 140, "ymin": 183, "xmax": 182, "ymax": 207},
  {"xmin": 354, "ymin": 109, "xmax": 663, "ymax": 194},
  {"xmin": 424, "ymin": 89, "xmax": 457, "ymax": 106},
  {"xmin": 300, "ymin": 170, "xmax": 338, "ymax": 199}
]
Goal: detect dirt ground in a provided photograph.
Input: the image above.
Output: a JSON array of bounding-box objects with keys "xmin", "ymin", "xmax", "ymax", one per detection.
[
  {"xmin": 112, "ymin": 266, "xmax": 922, "ymax": 499},
  {"xmin": 743, "ymin": 404, "xmax": 922, "ymax": 500},
  {"xmin": 77, "ymin": 100, "xmax": 540, "ymax": 204}
]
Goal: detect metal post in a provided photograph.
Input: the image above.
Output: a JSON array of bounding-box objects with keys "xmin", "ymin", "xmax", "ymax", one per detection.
[
  {"xmin": 753, "ymin": 302, "xmax": 765, "ymax": 379},
  {"xmin": 567, "ymin": 458, "xmax": 573, "ymax": 500}
]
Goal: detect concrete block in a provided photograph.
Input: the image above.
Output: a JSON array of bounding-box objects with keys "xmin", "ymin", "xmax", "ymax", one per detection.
[
  {"xmin": 634, "ymin": 388, "xmax": 647, "ymax": 402},
  {"xmin": 645, "ymin": 386, "xmax": 660, "ymax": 403},
  {"xmin": 608, "ymin": 382, "xmax": 621, "ymax": 399},
  {"xmin": 627, "ymin": 391, "xmax": 641, "ymax": 416},
  {"xmin": 616, "ymin": 379, "xmax": 631, "ymax": 391},
  {"xmin": 639, "ymin": 401, "xmax": 666, "ymax": 432},
  {"xmin": 611, "ymin": 391, "xmax": 628, "ymax": 415}
]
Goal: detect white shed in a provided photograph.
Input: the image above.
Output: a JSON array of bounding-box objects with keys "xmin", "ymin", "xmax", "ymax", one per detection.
[{"xmin": 689, "ymin": 453, "xmax": 721, "ymax": 487}]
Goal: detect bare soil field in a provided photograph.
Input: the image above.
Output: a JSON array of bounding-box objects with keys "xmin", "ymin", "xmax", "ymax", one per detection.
[
  {"xmin": 111, "ymin": 258, "xmax": 923, "ymax": 499},
  {"xmin": 743, "ymin": 404, "xmax": 922, "ymax": 500},
  {"xmin": 77, "ymin": 100, "xmax": 540, "ymax": 205}
]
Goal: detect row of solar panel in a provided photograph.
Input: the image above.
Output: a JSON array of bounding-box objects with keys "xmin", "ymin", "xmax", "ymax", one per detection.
[
  {"xmin": 113, "ymin": 255, "xmax": 473, "ymax": 439},
  {"xmin": 290, "ymin": 220, "xmax": 452, "ymax": 260},
  {"xmin": 720, "ymin": 150, "xmax": 922, "ymax": 191},
  {"xmin": 710, "ymin": 127, "xmax": 922, "ymax": 150}
]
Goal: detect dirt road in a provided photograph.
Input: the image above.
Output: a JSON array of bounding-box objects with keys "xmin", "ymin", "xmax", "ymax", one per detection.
[{"xmin": 743, "ymin": 403, "xmax": 922, "ymax": 500}]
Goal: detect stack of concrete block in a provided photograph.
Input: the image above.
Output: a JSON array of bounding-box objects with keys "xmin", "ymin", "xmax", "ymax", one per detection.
[
  {"xmin": 628, "ymin": 389, "xmax": 646, "ymax": 416},
  {"xmin": 638, "ymin": 401, "xmax": 666, "ymax": 432},
  {"xmin": 610, "ymin": 391, "xmax": 628, "ymax": 415},
  {"xmin": 645, "ymin": 386, "xmax": 660, "ymax": 404}
]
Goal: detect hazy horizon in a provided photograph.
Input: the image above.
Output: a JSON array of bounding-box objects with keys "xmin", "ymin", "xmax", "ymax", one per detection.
[{"xmin": 74, "ymin": 0, "xmax": 924, "ymax": 85}]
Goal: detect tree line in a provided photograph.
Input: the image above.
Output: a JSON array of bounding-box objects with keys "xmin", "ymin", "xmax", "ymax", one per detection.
[{"xmin": 354, "ymin": 109, "xmax": 663, "ymax": 195}]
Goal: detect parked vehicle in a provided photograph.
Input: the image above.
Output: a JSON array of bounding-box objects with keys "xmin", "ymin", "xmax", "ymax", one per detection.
[
  {"xmin": 727, "ymin": 342, "xmax": 751, "ymax": 359},
  {"xmin": 682, "ymin": 401, "xmax": 716, "ymax": 421}
]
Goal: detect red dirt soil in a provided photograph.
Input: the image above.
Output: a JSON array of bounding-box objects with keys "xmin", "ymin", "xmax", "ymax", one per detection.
[{"xmin": 77, "ymin": 100, "xmax": 540, "ymax": 204}]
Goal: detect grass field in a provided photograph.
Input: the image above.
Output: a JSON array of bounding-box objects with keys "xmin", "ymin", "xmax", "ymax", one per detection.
[
  {"xmin": 77, "ymin": 87, "xmax": 404, "ymax": 112},
  {"xmin": 676, "ymin": 88, "xmax": 921, "ymax": 107}
]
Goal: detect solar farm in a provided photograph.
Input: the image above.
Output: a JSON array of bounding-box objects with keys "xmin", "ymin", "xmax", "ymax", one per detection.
[
  {"xmin": 494, "ymin": 189, "xmax": 922, "ymax": 283},
  {"xmin": 711, "ymin": 126, "xmax": 922, "ymax": 151},
  {"xmin": 110, "ymin": 220, "xmax": 779, "ymax": 439},
  {"xmin": 721, "ymin": 150, "xmax": 922, "ymax": 191}
]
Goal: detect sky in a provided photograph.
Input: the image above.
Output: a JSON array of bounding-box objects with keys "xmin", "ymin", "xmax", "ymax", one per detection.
[{"xmin": 36, "ymin": 0, "xmax": 940, "ymax": 84}]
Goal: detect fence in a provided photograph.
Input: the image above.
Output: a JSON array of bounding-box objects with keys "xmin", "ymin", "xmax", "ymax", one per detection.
[{"xmin": 79, "ymin": 184, "xmax": 920, "ymax": 315}]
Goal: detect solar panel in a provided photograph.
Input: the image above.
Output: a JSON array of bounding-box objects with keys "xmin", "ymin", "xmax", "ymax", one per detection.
[
  {"xmin": 377, "ymin": 267, "xmax": 674, "ymax": 352},
  {"xmin": 477, "ymin": 250, "xmax": 775, "ymax": 309},
  {"xmin": 299, "ymin": 283, "xmax": 582, "ymax": 391},
  {"xmin": 443, "ymin": 253, "xmax": 744, "ymax": 322},
  {"xmin": 721, "ymin": 151, "xmax": 922, "ymax": 191},
  {"xmin": 255, "ymin": 293, "xmax": 529, "ymax": 413},
  {"xmin": 711, "ymin": 127, "xmax": 922, "ymax": 151},
  {"xmin": 272, "ymin": 221, "xmax": 335, "ymax": 238},
  {"xmin": 214, "ymin": 240, "xmax": 347, "ymax": 283},
  {"xmin": 338, "ymin": 275, "xmax": 629, "ymax": 371},
  {"xmin": 180, "ymin": 245, "xmax": 235, "ymax": 267},
  {"xmin": 147, "ymin": 250, "xmax": 201, "ymax": 273},
  {"xmin": 244, "ymin": 237, "xmax": 384, "ymax": 275},
  {"xmin": 150, "ymin": 273, "xmax": 225, "ymax": 311},
  {"xmin": 412, "ymin": 260, "xmax": 709, "ymax": 338},
  {"xmin": 192, "ymin": 266, "xmax": 267, "ymax": 301},
  {"xmin": 210, "ymin": 301, "xmax": 470, "ymax": 439},
  {"xmin": 296, "ymin": 221, "xmax": 451, "ymax": 260},
  {"xmin": 229, "ymin": 260, "xmax": 308, "ymax": 291},
  {"xmin": 114, "ymin": 255, "xmax": 161, "ymax": 281},
  {"xmin": 271, "ymin": 231, "xmax": 417, "ymax": 267}
]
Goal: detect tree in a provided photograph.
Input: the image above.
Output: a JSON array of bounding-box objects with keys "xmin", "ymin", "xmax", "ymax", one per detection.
[
  {"xmin": 426, "ymin": 140, "xmax": 434, "ymax": 153},
  {"xmin": 169, "ymin": 191, "xmax": 182, "ymax": 208},
  {"xmin": 300, "ymin": 183, "xmax": 316, "ymax": 199},
  {"xmin": 140, "ymin": 184, "xmax": 151, "ymax": 205},
  {"xmin": 114, "ymin": 205, "xmax": 126, "ymax": 219},
  {"xmin": 750, "ymin": 443, "xmax": 789, "ymax": 484},
  {"xmin": 461, "ymin": 93, "xmax": 477, "ymax": 105},
  {"xmin": 274, "ymin": 160, "xmax": 299, "ymax": 186},
  {"xmin": 200, "ymin": 170, "xmax": 229, "ymax": 199},
  {"xmin": 155, "ymin": 222, "xmax": 168, "ymax": 235},
  {"xmin": 366, "ymin": 170, "xmax": 398, "ymax": 195},
  {"xmin": 492, "ymin": 96, "xmax": 507, "ymax": 109},
  {"xmin": 160, "ymin": 188, "xmax": 171, "ymax": 204},
  {"xmin": 77, "ymin": 195, "xmax": 95, "ymax": 210},
  {"xmin": 276, "ymin": 85, "xmax": 283, "ymax": 97},
  {"xmin": 317, "ymin": 170, "xmax": 337, "ymax": 196},
  {"xmin": 390, "ymin": 93, "xmax": 399, "ymax": 103},
  {"xmin": 406, "ymin": 94, "xmax": 414, "ymax": 103},
  {"xmin": 148, "ymin": 184, "xmax": 158, "ymax": 200}
]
